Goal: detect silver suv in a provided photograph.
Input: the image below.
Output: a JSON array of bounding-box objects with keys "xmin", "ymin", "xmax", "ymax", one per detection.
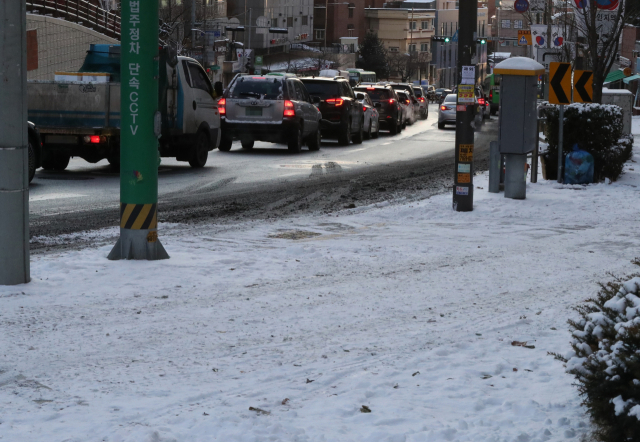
[{"xmin": 218, "ymin": 74, "xmax": 322, "ymax": 153}]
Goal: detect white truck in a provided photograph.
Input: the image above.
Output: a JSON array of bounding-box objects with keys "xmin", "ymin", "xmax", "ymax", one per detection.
[{"xmin": 27, "ymin": 44, "xmax": 220, "ymax": 170}]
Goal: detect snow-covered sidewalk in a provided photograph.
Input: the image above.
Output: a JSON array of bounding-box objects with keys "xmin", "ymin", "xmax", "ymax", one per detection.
[{"xmin": 1, "ymin": 128, "xmax": 639, "ymax": 442}]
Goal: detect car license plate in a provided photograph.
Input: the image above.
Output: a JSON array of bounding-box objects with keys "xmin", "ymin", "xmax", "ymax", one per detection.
[{"xmin": 246, "ymin": 107, "xmax": 262, "ymax": 116}]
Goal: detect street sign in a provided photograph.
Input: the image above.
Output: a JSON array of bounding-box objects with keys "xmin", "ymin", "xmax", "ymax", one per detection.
[
  {"xmin": 518, "ymin": 30, "xmax": 532, "ymax": 45},
  {"xmin": 514, "ymin": 0, "xmax": 529, "ymax": 13},
  {"xmin": 461, "ymin": 65, "xmax": 475, "ymax": 84},
  {"xmin": 255, "ymin": 55, "xmax": 263, "ymax": 65},
  {"xmin": 573, "ymin": 70, "xmax": 593, "ymax": 103},
  {"xmin": 549, "ymin": 62, "xmax": 571, "ymax": 105}
]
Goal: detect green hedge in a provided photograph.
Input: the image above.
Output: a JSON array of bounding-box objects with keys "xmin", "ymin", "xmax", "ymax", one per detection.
[
  {"xmin": 554, "ymin": 260, "xmax": 640, "ymax": 441},
  {"xmin": 542, "ymin": 103, "xmax": 633, "ymax": 182}
]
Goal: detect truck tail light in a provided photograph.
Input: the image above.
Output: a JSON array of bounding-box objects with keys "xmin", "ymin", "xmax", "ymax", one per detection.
[
  {"xmin": 84, "ymin": 135, "xmax": 103, "ymax": 144},
  {"xmin": 218, "ymin": 98, "xmax": 226, "ymax": 116},
  {"xmin": 325, "ymin": 98, "xmax": 344, "ymax": 106},
  {"xmin": 489, "ymin": 90, "xmax": 493, "ymax": 100},
  {"xmin": 284, "ymin": 100, "xmax": 295, "ymax": 117}
]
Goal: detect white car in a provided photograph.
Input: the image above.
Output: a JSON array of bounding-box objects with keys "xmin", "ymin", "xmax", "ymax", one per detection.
[
  {"xmin": 396, "ymin": 91, "xmax": 415, "ymax": 127},
  {"xmin": 355, "ymin": 91, "xmax": 380, "ymax": 139}
]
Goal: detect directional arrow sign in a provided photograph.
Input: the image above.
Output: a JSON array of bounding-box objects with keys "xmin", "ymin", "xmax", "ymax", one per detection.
[
  {"xmin": 573, "ymin": 70, "xmax": 593, "ymax": 103},
  {"xmin": 549, "ymin": 62, "xmax": 572, "ymax": 105}
]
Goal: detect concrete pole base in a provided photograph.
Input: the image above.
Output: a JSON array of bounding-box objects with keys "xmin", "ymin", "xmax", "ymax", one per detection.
[
  {"xmin": 504, "ymin": 154, "xmax": 527, "ymax": 200},
  {"xmin": 108, "ymin": 228, "xmax": 169, "ymax": 261}
]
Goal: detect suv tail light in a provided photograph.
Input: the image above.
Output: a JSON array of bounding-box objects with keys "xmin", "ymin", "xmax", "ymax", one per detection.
[
  {"xmin": 218, "ymin": 98, "xmax": 226, "ymax": 116},
  {"xmin": 418, "ymin": 97, "xmax": 425, "ymax": 102},
  {"xmin": 284, "ymin": 100, "xmax": 295, "ymax": 117},
  {"xmin": 405, "ymin": 100, "xmax": 410, "ymax": 104},
  {"xmin": 363, "ymin": 105, "xmax": 367, "ymax": 112},
  {"xmin": 388, "ymin": 99, "xmax": 395, "ymax": 104},
  {"xmin": 367, "ymin": 87, "xmax": 375, "ymax": 90},
  {"xmin": 326, "ymin": 98, "xmax": 344, "ymax": 106}
]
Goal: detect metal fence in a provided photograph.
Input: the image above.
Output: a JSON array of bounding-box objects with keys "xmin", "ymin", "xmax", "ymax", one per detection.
[{"xmin": 26, "ymin": 0, "xmax": 121, "ymax": 39}]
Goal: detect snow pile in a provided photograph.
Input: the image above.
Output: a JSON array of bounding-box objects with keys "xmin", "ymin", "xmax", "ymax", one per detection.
[{"xmin": 2, "ymin": 145, "xmax": 640, "ymax": 440}]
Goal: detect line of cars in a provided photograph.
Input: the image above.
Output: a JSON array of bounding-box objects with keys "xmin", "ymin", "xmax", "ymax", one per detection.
[
  {"xmin": 216, "ymin": 73, "xmax": 430, "ymax": 153},
  {"xmin": 437, "ymin": 85, "xmax": 492, "ymax": 130}
]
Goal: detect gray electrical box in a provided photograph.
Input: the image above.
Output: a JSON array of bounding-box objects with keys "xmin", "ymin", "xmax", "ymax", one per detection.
[{"xmin": 498, "ymin": 75, "xmax": 538, "ymax": 154}]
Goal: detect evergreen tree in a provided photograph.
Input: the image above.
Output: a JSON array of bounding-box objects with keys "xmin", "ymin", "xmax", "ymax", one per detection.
[{"xmin": 357, "ymin": 33, "xmax": 389, "ymax": 79}]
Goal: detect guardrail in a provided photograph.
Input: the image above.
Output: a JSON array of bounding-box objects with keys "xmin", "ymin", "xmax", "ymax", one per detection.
[{"xmin": 26, "ymin": 0, "xmax": 121, "ymax": 39}]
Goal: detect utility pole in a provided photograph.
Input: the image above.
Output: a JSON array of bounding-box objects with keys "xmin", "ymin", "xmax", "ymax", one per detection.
[
  {"xmin": 0, "ymin": 1, "xmax": 30, "ymax": 285},
  {"xmin": 452, "ymin": 0, "xmax": 477, "ymax": 212},
  {"xmin": 108, "ymin": 0, "xmax": 169, "ymax": 260}
]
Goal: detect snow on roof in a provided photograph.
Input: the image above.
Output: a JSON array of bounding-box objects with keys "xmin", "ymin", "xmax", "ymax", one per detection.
[
  {"xmin": 602, "ymin": 87, "xmax": 634, "ymax": 95},
  {"xmin": 493, "ymin": 57, "xmax": 544, "ymax": 75}
]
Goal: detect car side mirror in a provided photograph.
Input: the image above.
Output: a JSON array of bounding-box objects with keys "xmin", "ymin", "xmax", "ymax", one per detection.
[
  {"xmin": 374, "ymin": 102, "xmax": 381, "ymax": 108},
  {"xmin": 312, "ymin": 96, "xmax": 321, "ymax": 104}
]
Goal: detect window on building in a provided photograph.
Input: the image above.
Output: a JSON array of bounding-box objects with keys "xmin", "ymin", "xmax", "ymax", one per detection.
[
  {"xmin": 302, "ymin": 16, "xmax": 308, "ymax": 25},
  {"xmin": 421, "ymin": 42, "xmax": 429, "ymax": 51},
  {"xmin": 287, "ymin": 16, "xmax": 293, "ymax": 27},
  {"xmin": 513, "ymin": 19, "xmax": 523, "ymax": 29},
  {"xmin": 421, "ymin": 21, "xmax": 429, "ymax": 29},
  {"xmin": 389, "ymin": 46, "xmax": 399, "ymax": 52},
  {"xmin": 349, "ymin": 7, "xmax": 354, "ymax": 18},
  {"xmin": 409, "ymin": 44, "xmax": 417, "ymax": 52},
  {"xmin": 501, "ymin": 19, "xmax": 510, "ymax": 29},
  {"xmin": 513, "ymin": 41, "xmax": 519, "ymax": 46},
  {"xmin": 315, "ymin": 29, "xmax": 325, "ymax": 40},
  {"xmin": 409, "ymin": 21, "xmax": 417, "ymax": 30}
]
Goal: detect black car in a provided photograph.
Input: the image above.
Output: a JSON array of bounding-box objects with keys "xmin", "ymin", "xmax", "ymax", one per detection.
[
  {"xmin": 353, "ymin": 85, "xmax": 402, "ymax": 135},
  {"xmin": 299, "ymin": 77, "xmax": 364, "ymax": 146},
  {"xmin": 28, "ymin": 121, "xmax": 43, "ymax": 183}
]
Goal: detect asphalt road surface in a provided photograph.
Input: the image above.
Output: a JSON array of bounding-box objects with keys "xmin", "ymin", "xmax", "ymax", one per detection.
[{"xmin": 29, "ymin": 104, "xmax": 498, "ymax": 252}]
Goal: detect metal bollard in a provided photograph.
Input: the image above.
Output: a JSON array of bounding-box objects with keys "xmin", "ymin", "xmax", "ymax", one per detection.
[
  {"xmin": 489, "ymin": 141, "xmax": 500, "ymax": 193},
  {"xmin": 504, "ymin": 154, "xmax": 527, "ymax": 199}
]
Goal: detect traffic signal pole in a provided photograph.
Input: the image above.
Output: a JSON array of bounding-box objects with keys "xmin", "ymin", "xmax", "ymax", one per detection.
[
  {"xmin": 108, "ymin": 0, "xmax": 169, "ymax": 261},
  {"xmin": 0, "ymin": 2, "xmax": 30, "ymax": 285},
  {"xmin": 452, "ymin": 0, "xmax": 477, "ymax": 212}
]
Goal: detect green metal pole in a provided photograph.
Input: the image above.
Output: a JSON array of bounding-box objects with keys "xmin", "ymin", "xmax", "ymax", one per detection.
[{"xmin": 108, "ymin": 0, "xmax": 168, "ymax": 260}]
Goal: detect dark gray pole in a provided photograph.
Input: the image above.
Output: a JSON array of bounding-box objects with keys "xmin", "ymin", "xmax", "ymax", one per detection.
[
  {"xmin": 0, "ymin": 1, "xmax": 30, "ymax": 285},
  {"xmin": 452, "ymin": 0, "xmax": 477, "ymax": 212}
]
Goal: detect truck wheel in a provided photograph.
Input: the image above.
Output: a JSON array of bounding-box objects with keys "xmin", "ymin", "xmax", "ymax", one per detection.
[
  {"xmin": 188, "ymin": 131, "xmax": 209, "ymax": 168},
  {"xmin": 288, "ymin": 124, "xmax": 303, "ymax": 153},
  {"xmin": 218, "ymin": 134, "xmax": 233, "ymax": 152},
  {"xmin": 307, "ymin": 128, "xmax": 321, "ymax": 151},
  {"xmin": 241, "ymin": 138, "xmax": 254, "ymax": 149},
  {"xmin": 338, "ymin": 120, "xmax": 351, "ymax": 146},
  {"xmin": 42, "ymin": 154, "xmax": 70, "ymax": 171},
  {"xmin": 353, "ymin": 118, "xmax": 364, "ymax": 144},
  {"xmin": 28, "ymin": 138, "xmax": 36, "ymax": 183}
]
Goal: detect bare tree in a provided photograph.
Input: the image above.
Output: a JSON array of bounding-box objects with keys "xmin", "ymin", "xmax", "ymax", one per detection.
[
  {"xmin": 573, "ymin": 0, "xmax": 640, "ymax": 102},
  {"xmin": 386, "ymin": 51, "xmax": 429, "ymax": 82}
]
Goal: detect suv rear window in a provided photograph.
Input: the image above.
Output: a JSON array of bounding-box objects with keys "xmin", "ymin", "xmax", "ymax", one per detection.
[
  {"xmin": 355, "ymin": 88, "xmax": 390, "ymax": 101},
  {"xmin": 229, "ymin": 77, "xmax": 283, "ymax": 100},
  {"xmin": 300, "ymin": 80, "xmax": 341, "ymax": 100}
]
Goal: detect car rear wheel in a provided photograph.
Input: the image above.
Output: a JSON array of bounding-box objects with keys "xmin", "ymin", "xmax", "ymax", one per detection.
[
  {"xmin": 338, "ymin": 120, "xmax": 351, "ymax": 146},
  {"xmin": 218, "ymin": 133, "xmax": 233, "ymax": 152},
  {"xmin": 288, "ymin": 124, "xmax": 303, "ymax": 153},
  {"xmin": 241, "ymin": 138, "xmax": 254, "ymax": 149},
  {"xmin": 307, "ymin": 128, "xmax": 321, "ymax": 151},
  {"xmin": 188, "ymin": 131, "xmax": 209, "ymax": 168},
  {"xmin": 42, "ymin": 154, "xmax": 70, "ymax": 171},
  {"xmin": 353, "ymin": 119, "xmax": 364, "ymax": 144},
  {"xmin": 438, "ymin": 122, "xmax": 445, "ymax": 129}
]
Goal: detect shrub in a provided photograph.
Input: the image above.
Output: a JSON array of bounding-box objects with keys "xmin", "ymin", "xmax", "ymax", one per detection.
[
  {"xmin": 554, "ymin": 260, "xmax": 640, "ymax": 441},
  {"xmin": 542, "ymin": 103, "xmax": 633, "ymax": 182}
]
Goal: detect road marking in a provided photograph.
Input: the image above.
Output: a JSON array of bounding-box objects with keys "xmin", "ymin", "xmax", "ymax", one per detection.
[
  {"xmin": 382, "ymin": 142, "xmax": 392, "ymax": 145},
  {"xmin": 30, "ymin": 193, "xmax": 86, "ymax": 202}
]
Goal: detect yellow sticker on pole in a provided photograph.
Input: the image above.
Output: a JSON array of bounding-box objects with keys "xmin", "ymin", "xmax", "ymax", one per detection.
[{"xmin": 459, "ymin": 144, "xmax": 474, "ymax": 162}]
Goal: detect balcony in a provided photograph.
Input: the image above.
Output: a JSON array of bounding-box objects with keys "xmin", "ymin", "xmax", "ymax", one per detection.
[{"xmin": 406, "ymin": 28, "xmax": 435, "ymax": 39}]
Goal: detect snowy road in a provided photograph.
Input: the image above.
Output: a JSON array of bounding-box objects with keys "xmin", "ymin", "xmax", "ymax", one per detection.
[{"xmin": 28, "ymin": 105, "xmax": 498, "ymax": 246}]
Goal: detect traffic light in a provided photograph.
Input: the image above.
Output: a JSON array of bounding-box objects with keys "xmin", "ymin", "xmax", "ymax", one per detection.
[
  {"xmin": 444, "ymin": 37, "xmax": 450, "ymax": 43},
  {"xmin": 432, "ymin": 36, "xmax": 452, "ymax": 43},
  {"xmin": 478, "ymin": 38, "xmax": 486, "ymax": 44}
]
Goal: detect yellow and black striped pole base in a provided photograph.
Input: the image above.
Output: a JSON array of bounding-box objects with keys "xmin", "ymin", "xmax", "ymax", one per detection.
[{"xmin": 107, "ymin": 203, "xmax": 169, "ymax": 260}]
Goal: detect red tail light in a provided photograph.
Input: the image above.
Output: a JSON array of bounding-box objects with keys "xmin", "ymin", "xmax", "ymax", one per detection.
[
  {"xmin": 489, "ymin": 90, "xmax": 493, "ymax": 100},
  {"xmin": 440, "ymin": 105, "xmax": 449, "ymax": 111},
  {"xmin": 284, "ymin": 100, "xmax": 295, "ymax": 117},
  {"xmin": 418, "ymin": 97, "xmax": 425, "ymax": 102},
  {"xmin": 388, "ymin": 99, "xmax": 395, "ymax": 104},
  {"xmin": 218, "ymin": 98, "xmax": 226, "ymax": 116},
  {"xmin": 90, "ymin": 135, "xmax": 101, "ymax": 144},
  {"xmin": 405, "ymin": 100, "xmax": 410, "ymax": 104},
  {"xmin": 367, "ymin": 87, "xmax": 375, "ymax": 90},
  {"xmin": 478, "ymin": 98, "xmax": 485, "ymax": 105},
  {"xmin": 362, "ymin": 106, "xmax": 367, "ymax": 112},
  {"xmin": 326, "ymin": 98, "xmax": 344, "ymax": 106}
]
